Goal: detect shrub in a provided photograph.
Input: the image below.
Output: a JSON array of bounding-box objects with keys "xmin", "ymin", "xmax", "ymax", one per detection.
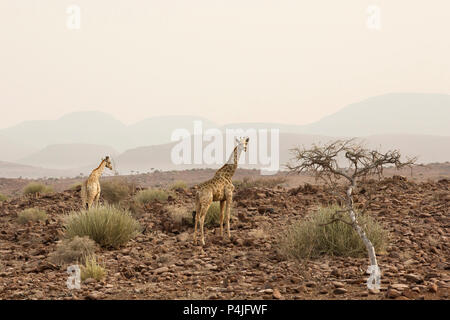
[
  {"xmin": 134, "ymin": 188, "xmax": 169, "ymax": 204},
  {"xmin": 64, "ymin": 205, "xmax": 142, "ymax": 248},
  {"xmin": 101, "ymin": 179, "xmax": 134, "ymax": 204},
  {"xmin": 17, "ymin": 208, "xmax": 47, "ymax": 224},
  {"xmin": 81, "ymin": 255, "xmax": 106, "ymax": 282},
  {"xmin": 69, "ymin": 182, "xmax": 82, "ymax": 191},
  {"xmin": 23, "ymin": 183, "xmax": 53, "ymax": 196},
  {"xmin": 170, "ymin": 180, "xmax": 187, "ymax": 191},
  {"xmin": 0, "ymin": 194, "xmax": 7, "ymax": 202},
  {"xmin": 278, "ymin": 206, "xmax": 389, "ymax": 260},
  {"xmin": 167, "ymin": 206, "xmax": 192, "ymax": 226},
  {"xmin": 49, "ymin": 236, "xmax": 98, "ymax": 265},
  {"xmin": 234, "ymin": 177, "xmax": 287, "ymax": 189}
]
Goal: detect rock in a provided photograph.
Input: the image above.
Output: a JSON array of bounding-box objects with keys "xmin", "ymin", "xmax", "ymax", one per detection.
[
  {"xmin": 305, "ymin": 282, "xmax": 316, "ymax": 288},
  {"xmin": 386, "ymin": 289, "xmax": 401, "ymax": 299},
  {"xmin": 86, "ymin": 292, "xmax": 100, "ymax": 300},
  {"xmin": 332, "ymin": 281, "xmax": 345, "ymax": 288},
  {"xmin": 428, "ymin": 283, "xmax": 438, "ymax": 293},
  {"xmin": 83, "ymin": 278, "xmax": 96, "ymax": 284},
  {"xmin": 390, "ymin": 283, "xmax": 409, "ymax": 291},
  {"xmin": 368, "ymin": 288, "xmax": 380, "ymax": 294},
  {"xmin": 405, "ymin": 274, "xmax": 424, "ymax": 284},
  {"xmin": 153, "ymin": 266, "xmax": 169, "ymax": 274},
  {"xmin": 258, "ymin": 288, "xmax": 273, "ymax": 294},
  {"xmin": 333, "ymin": 288, "xmax": 347, "ymax": 295},
  {"xmin": 272, "ymin": 289, "xmax": 282, "ymax": 299},
  {"xmin": 176, "ymin": 232, "xmax": 190, "ymax": 242}
]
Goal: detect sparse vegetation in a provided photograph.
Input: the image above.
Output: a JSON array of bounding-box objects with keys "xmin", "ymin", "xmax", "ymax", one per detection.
[
  {"xmin": 64, "ymin": 205, "xmax": 142, "ymax": 248},
  {"xmin": 49, "ymin": 236, "xmax": 98, "ymax": 265},
  {"xmin": 278, "ymin": 206, "xmax": 389, "ymax": 260},
  {"xmin": 204, "ymin": 202, "xmax": 222, "ymax": 227},
  {"xmin": 234, "ymin": 177, "xmax": 287, "ymax": 189},
  {"xmin": 17, "ymin": 208, "xmax": 47, "ymax": 224},
  {"xmin": 0, "ymin": 193, "xmax": 7, "ymax": 202},
  {"xmin": 190, "ymin": 202, "xmax": 232, "ymax": 227},
  {"xmin": 134, "ymin": 188, "xmax": 169, "ymax": 204},
  {"xmin": 69, "ymin": 182, "xmax": 82, "ymax": 191},
  {"xmin": 170, "ymin": 180, "xmax": 188, "ymax": 191},
  {"xmin": 101, "ymin": 179, "xmax": 135, "ymax": 204},
  {"xmin": 80, "ymin": 255, "xmax": 106, "ymax": 282},
  {"xmin": 167, "ymin": 206, "xmax": 192, "ymax": 226},
  {"xmin": 23, "ymin": 182, "xmax": 53, "ymax": 196}
]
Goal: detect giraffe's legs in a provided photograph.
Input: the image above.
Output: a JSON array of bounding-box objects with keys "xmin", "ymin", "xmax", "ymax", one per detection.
[
  {"xmin": 193, "ymin": 202, "xmax": 201, "ymax": 245},
  {"xmin": 199, "ymin": 201, "xmax": 212, "ymax": 246},
  {"xmin": 93, "ymin": 192, "xmax": 100, "ymax": 208},
  {"xmin": 225, "ymin": 191, "xmax": 233, "ymax": 239},
  {"xmin": 219, "ymin": 200, "xmax": 226, "ymax": 237}
]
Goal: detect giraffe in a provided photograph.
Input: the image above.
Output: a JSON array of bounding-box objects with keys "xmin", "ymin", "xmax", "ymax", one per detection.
[
  {"xmin": 80, "ymin": 156, "xmax": 113, "ymax": 210},
  {"xmin": 193, "ymin": 137, "xmax": 249, "ymax": 245}
]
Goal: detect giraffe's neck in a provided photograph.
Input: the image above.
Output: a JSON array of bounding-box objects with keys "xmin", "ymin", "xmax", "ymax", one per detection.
[
  {"xmin": 216, "ymin": 146, "xmax": 241, "ymax": 179},
  {"xmin": 90, "ymin": 160, "xmax": 106, "ymax": 179}
]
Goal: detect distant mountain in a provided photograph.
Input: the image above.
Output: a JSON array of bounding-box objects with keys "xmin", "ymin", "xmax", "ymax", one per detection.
[
  {"xmin": 1, "ymin": 133, "xmax": 449, "ymax": 178},
  {"xmin": 0, "ymin": 111, "xmax": 131, "ymax": 151},
  {"xmin": 0, "ymin": 135, "xmax": 37, "ymax": 162},
  {"xmin": 300, "ymin": 93, "xmax": 450, "ymax": 136},
  {"xmin": 0, "ymin": 161, "xmax": 79, "ymax": 179},
  {"xmin": 0, "ymin": 112, "xmax": 218, "ymax": 152},
  {"xmin": 1, "ymin": 93, "xmax": 449, "ymax": 167},
  {"xmin": 127, "ymin": 115, "xmax": 218, "ymax": 148},
  {"xmin": 18, "ymin": 144, "xmax": 118, "ymax": 169},
  {"xmin": 113, "ymin": 133, "xmax": 450, "ymax": 175}
]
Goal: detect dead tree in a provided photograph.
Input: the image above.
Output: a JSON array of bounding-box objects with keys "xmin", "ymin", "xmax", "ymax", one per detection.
[{"xmin": 287, "ymin": 139, "xmax": 415, "ymax": 289}]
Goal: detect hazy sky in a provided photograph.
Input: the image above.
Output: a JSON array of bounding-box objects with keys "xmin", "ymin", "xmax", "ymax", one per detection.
[{"xmin": 1, "ymin": 0, "xmax": 449, "ymax": 129}]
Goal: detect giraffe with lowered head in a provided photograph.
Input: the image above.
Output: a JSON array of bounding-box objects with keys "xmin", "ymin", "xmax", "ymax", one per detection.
[
  {"xmin": 193, "ymin": 137, "xmax": 249, "ymax": 245},
  {"xmin": 81, "ymin": 156, "xmax": 113, "ymax": 210}
]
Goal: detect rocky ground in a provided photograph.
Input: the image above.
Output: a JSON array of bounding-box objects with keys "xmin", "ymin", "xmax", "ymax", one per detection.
[{"xmin": 0, "ymin": 173, "xmax": 449, "ymax": 300}]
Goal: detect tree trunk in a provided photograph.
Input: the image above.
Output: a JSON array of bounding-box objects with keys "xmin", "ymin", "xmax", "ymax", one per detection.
[{"xmin": 347, "ymin": 184, "xmax": 380, "ymax": 289}]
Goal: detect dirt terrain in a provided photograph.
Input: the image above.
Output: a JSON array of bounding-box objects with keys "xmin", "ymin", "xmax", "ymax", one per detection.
[{"xmin": 0, "ymin": 167, "xmax": 449, "ymax": 300}]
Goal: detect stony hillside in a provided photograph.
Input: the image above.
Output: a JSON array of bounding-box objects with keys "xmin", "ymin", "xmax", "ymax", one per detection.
[{"xmin": 0, "ymin": 176, "xmax": 448, "ymax": 300}]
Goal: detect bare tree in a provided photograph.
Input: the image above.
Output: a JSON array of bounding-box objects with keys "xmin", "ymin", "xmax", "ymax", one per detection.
[{"xmin": 287, "ymin": 139, "xmax": 416, "ymax": 289}]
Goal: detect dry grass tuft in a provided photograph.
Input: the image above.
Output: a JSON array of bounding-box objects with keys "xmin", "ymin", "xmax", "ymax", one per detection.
[
  {"xmin": 23, "ymin": 183, "xmax": 53, "ymax": 196},
  {"xmin": 64, "ymin": 205, "xmax": 141, "ymax": 248},
  {"xmin": 278, "ymin": 206, "xmax": 389, "ymax": 260},
  {"xmin": 134, "ymin": 188, "xmax": 169, "ymax": 204},
  {"xmin": 17, "ymin": 208, "xmax": 47, "ymax": 224},
  {"xmin": 49, "ymin": 236, "xmax": 98, "ymax": 265}
]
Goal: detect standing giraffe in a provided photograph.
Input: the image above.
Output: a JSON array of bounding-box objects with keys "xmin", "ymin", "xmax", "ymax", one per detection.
[
  {"xmin": 81, "ymin": 156, "xmax": 113, "ymax": 210},
  {"xmin": 193, "ymin": 137, "xmax": 249, "ymax": 245}
]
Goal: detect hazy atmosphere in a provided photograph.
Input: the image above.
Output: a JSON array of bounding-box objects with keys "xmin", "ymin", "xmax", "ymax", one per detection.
[
  {"xmin": 0, "ymin": 2, "xmax": 449, "ymax": 304},
  {"xmin": 1, "ymin": 0, "xmax": 450, "ymax": 128}
]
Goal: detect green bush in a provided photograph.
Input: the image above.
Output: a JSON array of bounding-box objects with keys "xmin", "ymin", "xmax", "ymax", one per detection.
[
  {"xmin": 134, "ymin": 188, "xmax": 169, "ymax": 204},
  {"xmin": 278, "ymin": 206, "xmax": 389, "ymax": 260},
  {"xmin": 170, "ymin": 180, "xmax": 188, "ymax": 191},
  {"xmin": 17, "ymin": 208, "xmax": 47, "ymax": 224},
  {"xmin": 49, "ymin": 236, "xmax": 98, "ymax": 265},
  {"xmin": 23, "ymin": 183, "xmax": 53, "ymax": 196},
  {"xmin": 101, "ymin": 179, "xmax": 134, "ymax": 204},
  {"xmin": 64, "ymin": 205, "xmax": 141, "ymax": 248},
  {"xmin": 81, "ymin": 255, "xmax": 106, "ymax": 282}
]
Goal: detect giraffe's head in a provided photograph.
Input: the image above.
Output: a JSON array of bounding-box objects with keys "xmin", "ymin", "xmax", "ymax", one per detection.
[
  {"xmin": 104, "ymin": 156, "xmax": 113, "ymax": 170},
  {"xmin": 235, "ymin": 136, "xmax": 250, "ymax": 152}
]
